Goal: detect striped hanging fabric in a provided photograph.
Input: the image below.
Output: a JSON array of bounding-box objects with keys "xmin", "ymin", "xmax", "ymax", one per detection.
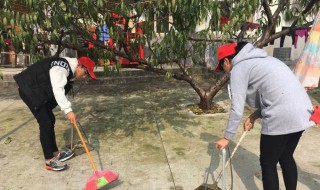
[{"xmin": 294, "ymin": 10, "xmax": 320, "ymax": 88}]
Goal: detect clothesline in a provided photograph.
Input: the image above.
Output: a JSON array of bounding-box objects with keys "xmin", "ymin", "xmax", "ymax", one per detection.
[{"xmin": 279, "ymin": 27, "xmax": 311, "ymax": 48}]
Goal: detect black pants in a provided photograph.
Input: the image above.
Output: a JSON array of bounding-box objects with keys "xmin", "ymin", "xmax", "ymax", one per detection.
[
  {"xmin": 260, "ymin": 131, "xmax": 303, "ymax": 190},
  {"xmin": 19, "ymin": 89, "xmax": 58, "ymax": 159}
]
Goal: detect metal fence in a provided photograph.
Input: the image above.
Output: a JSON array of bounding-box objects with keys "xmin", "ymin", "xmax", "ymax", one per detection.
[{"xmin": 0, "ymin": 51, "xmax": 31, "ymax": 67}]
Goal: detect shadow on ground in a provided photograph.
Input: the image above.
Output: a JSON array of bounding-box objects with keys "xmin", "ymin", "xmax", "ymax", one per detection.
[{"xmin": 0, "ymin": 78, "xmax": 319, "ymax": 190}]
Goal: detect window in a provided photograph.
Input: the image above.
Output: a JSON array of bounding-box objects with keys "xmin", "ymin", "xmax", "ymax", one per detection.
[
  {"xmin": 156, "ymin": 9, "xmax": 169, "ymax": 33},
  {"xmin": 150, "ymin": 9, "xmax": 170, "ymax": 33}
]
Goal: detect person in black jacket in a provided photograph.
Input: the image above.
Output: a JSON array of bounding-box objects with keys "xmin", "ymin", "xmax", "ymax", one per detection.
[{"xmin": 14, "ymin": 56, "xmax": 96, "ymax": 171}]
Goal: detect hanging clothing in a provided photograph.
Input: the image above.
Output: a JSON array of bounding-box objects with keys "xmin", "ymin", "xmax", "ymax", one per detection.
[
  {"xmin": 98, "ymin": 25, "xmax": 109, "ymax": 42},
  {"xmin": 246, "ymin": 22, "xmax": 259, "ymax": 30},
  {"xmin": 294, "ymin": 28, "xmax": 311, "ymax": 48},
  {"xmin": 280, "ymin": 27, "xmax": 295, "ymax": 47},
  {"xmin": 294, "ymin": 10, "xmax": 320, "ymax": 88},
  {"xmin": 220, "ymin": 16, "xmax": 230, "ymax": 27}
]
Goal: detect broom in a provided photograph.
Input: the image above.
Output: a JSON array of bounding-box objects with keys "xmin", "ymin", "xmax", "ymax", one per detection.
[{"xmin": 73, "ymin": 122, "xmax": 118, "ymax": 190}]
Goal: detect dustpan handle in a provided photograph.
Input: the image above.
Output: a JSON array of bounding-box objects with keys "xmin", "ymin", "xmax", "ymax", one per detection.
[
  {"xmin": 216, "ymin": 131, "xmax": 248, "ymax": 183},
  {"xmin": 73, "ymin": 122, "xmax": 97, "ymax": 172}
]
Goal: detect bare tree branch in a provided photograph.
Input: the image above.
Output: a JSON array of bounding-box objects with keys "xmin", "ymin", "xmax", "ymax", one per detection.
[
  {"xmin": 255, "ymin": 0, "xmax": 317, "ymax": 48},
  {"xmin": 55, "ymin": 30, "xmax": 64, "ymax": 57},
  {"xmin": 273, "ymin": 0, "xmax": 290, "ymax": 20},
  {"xmin": 262, "ymin": 0, "xmax": 273, "ymax": 24}
]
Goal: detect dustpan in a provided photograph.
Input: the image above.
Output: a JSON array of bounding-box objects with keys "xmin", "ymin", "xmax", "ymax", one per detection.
[
  {"xmin": 195, "ymin": 149, "xmax": 226, "ymax": 190},
  {"xmin": 65, "ymin": 122, "xmax": 94, "ymax": 156},
  {"xmin": 195, "ymin": 131, "xmax": 248, "ymax": 190}
]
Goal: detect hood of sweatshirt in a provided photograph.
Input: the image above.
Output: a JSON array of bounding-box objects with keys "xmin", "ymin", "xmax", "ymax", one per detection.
[
  {"xmin": 232, "ymin": 43, "xmax": 268, "ymax": 67},
  {"xmin": 63, "ymin": 57, "xmax": 78, "ymax": 76}
]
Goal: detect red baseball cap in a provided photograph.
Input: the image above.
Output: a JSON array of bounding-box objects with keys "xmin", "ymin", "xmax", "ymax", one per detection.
[
  {"xmin": 215, "ymin": 43, "xmax": 237, "ymax": 71},
  {"xmin": 77, "ymin": 57, "xmax": 97, "ymax": 80}
]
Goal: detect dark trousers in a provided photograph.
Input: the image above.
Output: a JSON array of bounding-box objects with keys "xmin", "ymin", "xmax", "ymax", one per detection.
[
  {"xmin": 19, "ymin": 89, "xmax": 58, "ymax": 159},
  {"xmin": 260, "ymin": 131, "xmax": 303, "ymax": 190}
]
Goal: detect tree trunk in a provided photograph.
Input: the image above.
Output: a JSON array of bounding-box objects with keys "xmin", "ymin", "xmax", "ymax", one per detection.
[
  {"xmin": 197, "ymin": 73, "xmax": 230, "ymax": 111},
  {"xmin": 199, "ymin": 95, "xmax": 214, "ymax": 111}
]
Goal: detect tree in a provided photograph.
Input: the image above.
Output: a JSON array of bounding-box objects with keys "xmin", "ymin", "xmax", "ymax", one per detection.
[{"xmin": 0, "ymin": 0, "xmax": 319, "ymax": 111}]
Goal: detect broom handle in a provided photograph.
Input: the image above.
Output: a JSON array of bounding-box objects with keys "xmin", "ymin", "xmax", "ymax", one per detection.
[
  {"xmin": 70, "ymin": 124, "xmax": 74, "ymax": 150},
  {"xmin": 216, "ymin": 131, "xmax": 248, "ymax": 183},
  {"xmin": 74, "ymin": 122, "xmax": 97, "ymax": 172}
]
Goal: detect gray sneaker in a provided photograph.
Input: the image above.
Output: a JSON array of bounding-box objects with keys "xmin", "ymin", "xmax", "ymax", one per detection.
[
  {"xmin": 57, "ymin": 150, "xmax": 74, "ymax": 162},
  {"xmin": 45, "ymin": 157, "xmax": 66, "ymax": 171}
]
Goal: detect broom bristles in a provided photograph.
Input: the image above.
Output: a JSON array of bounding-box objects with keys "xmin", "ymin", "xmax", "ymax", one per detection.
[{"xmin": 97, "ymin": 176, "xmax": 109, "ymax": 188}]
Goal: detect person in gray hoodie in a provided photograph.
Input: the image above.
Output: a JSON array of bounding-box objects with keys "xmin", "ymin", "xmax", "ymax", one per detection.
[{"xmin": 214, "ymin": 42, "xmax": 315, "ymax": 190}]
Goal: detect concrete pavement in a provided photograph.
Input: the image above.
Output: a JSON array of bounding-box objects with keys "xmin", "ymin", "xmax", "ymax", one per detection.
[{"xmin": 0, "ymin": 69, "xmax": 320, "ymax": 190}]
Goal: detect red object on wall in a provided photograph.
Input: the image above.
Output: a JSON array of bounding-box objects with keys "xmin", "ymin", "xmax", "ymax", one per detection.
[
  {"xmin": 109, "ymin": 18, "xmax": 144, "ymax": 65},
  {"xmin": 136, "ymin": 22, "xmax": 144, "ymax": 60},
  {"xmin": 88, "ymin": 26, "xmax": 97, "ymax": 49},
  {"xmin": 219, "ymin": 16, "xmax": 259, "ymax": 30},
  {"xmin": 220, "ymin": 16, "xmax": 230, "ymax": 27},
  {"xmin": 89, "ymin": 13, "xmax": 145, "ymax": 65}
]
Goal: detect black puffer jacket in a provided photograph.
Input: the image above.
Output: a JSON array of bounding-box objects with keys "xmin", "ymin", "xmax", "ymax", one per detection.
[{"xmin": 14, "ymin": 57, "xmax": 73, "ymax": 110}]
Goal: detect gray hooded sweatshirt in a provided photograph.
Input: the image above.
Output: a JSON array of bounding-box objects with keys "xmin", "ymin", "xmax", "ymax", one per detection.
[{"xmin": 224, "ymin": 43, "xmax": 315, "ymax": 139}]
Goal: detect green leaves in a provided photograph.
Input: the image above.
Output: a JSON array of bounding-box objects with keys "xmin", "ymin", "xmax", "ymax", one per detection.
[
  {"xmin": 97, "ymin": 0, "xmax": 104, "ymax": 8},
  {"xmin": 3, "ymin": 17, "xmax": 7, "ymax": 26},
  {"xmin": 0, "ymin": 0, "xmax": 315, "ymax": 66},
  {"xmin": 165, "ymin": 71, "xmax": 173, "ymax": 79},
  {"xmin": 32, "ymin": 13, "xmax": 37, "ymax": 22},
  {"xmin": 59, "ymin": 1, "xmax": 66, "ymax": 11}
]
